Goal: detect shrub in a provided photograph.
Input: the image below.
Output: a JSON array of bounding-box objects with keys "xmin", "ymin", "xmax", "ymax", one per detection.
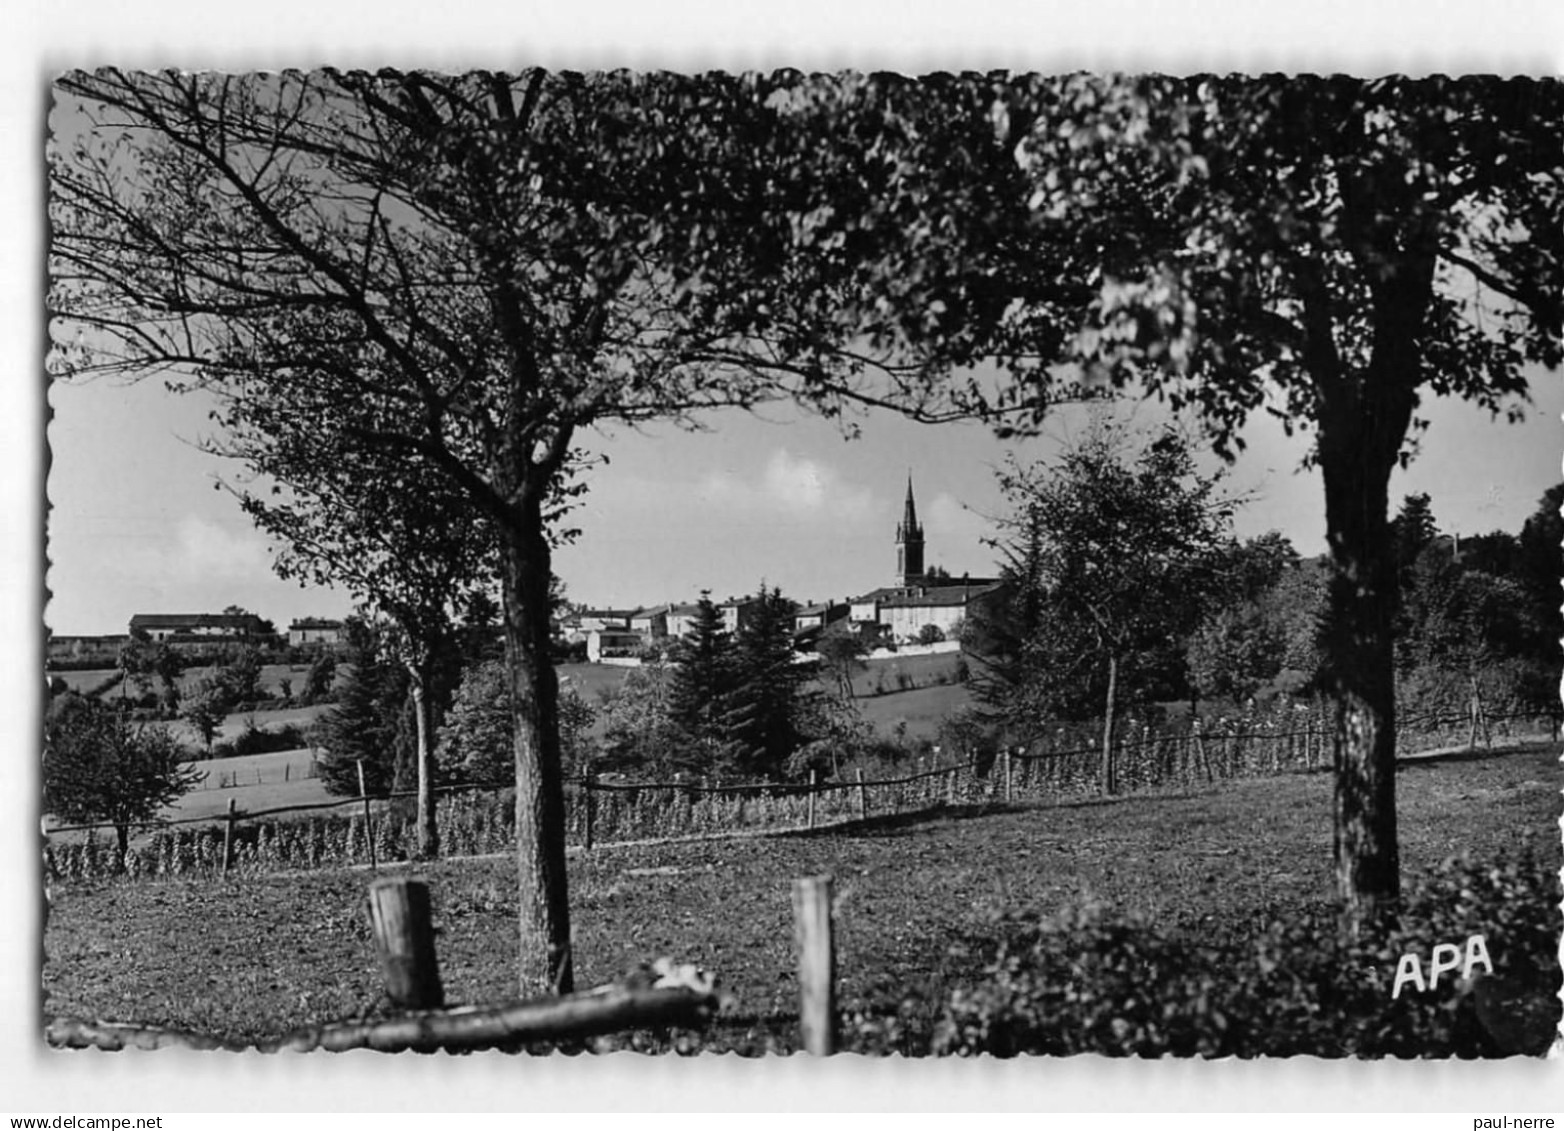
[
  {"xmin": 932, "ymin": 851, "xmax": 1561, "ymax": 1058},
  {"xmin": 210, "ymin": 721, "xmax": 309, "ymax": 760}
]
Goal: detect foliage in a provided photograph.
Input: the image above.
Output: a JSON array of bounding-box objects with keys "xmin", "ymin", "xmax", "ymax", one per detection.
[
  {"xmin": 301, "ymin": 652, "xmax": 338, "ymax": 703},
  {"xmin": 117, "ymin": 635, "xmax": 185, "ymax": 712},
  {"xmin": 438, "ymin": 657, "xmax": 596, "ymax": 785},
  {"xmin": 208, "ymin": 722, "xmax": 310, "ymax": 762},
  {"xmin": 1185, "ymin": 533, "xmax": 1308, "ymax": 703},
  {"xmin": 1186, "ymin": 603, "xmax": 1287, "ymax": 705},
  {"xmin": 217, "ymin": 646, "xmax": 267, "ymax": 709},
  {"xmin": 724, "ymin": 587, "xmax": 812, "ymax": 779},
  {"xmin": 1392, "ymin": 493, "xmax": 1441, "ymax": 590},
  {"xmin": 315, "ymin": 619, "xmax": 414, "ymax": 797},
  {"xmin": 596, "ymin": 662, "xmax": 686, "ymax": 777},
  {"xmin": 665, "ymin": 591, "xmax": 739, "ymax": 772},
  {"xmin": 815, "ymin": 620, "xmax": 871, "ymax": 700},
  {"xmin": 179, "ymin": 677, "xmax": 228, "ymax": 753},
  {"xmin": 916, "ymin": 624, "xmax": 946, "ymax": 646},
  {"xmin": 934, "ymin": 851, "xmax": 1559, "ymax": 1057},
  {"xmin": 977, "ymin": 421, "xmax": 1232, "ymax": 736},
  {"xmin": 1388, "ymin": 487, "xmax": 1561, "ymax": 718},
  {"xmin": 1514, "ymin": 483, "xmax": 1564, "ymax": 659},
  {"xmin": 44, "ymin": 693, "xmax": 203, "ymax": 861}
]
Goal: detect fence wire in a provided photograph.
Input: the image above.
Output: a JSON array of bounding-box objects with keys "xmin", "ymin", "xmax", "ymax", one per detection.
[{"xmin": 42, "ymin": 707, "xmax": 1560, "ymax": 883}]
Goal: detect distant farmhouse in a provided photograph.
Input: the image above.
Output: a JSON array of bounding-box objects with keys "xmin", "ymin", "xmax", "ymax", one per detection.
[
  {"xmin": 288, "ymin": 617, "xmax": 345, "ymax": 648},
  {"xmin": 128, "ymin": 611, "xmax": 269, "ymax": 647},
  {"xmin": 566, "ymin": 476, "xmax": 1002, "ymax": 663}
]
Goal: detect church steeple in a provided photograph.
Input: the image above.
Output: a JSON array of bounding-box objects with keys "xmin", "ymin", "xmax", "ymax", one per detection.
[{"xmin": 896, "ymin": 474, "xmax": 925, "ymax": 586}]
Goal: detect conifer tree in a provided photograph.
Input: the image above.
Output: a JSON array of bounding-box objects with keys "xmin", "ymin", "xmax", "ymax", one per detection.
[
  {"xmin": 316, "ymin": 618, "xmax": 412, "ymax": 797},
  {"xmin": 725, "ymin": 587, "xmax": 809, "ymax": 779},
  {"xmin": 666, "ymin": 591, "xmax": 740, "ymax": 775}
]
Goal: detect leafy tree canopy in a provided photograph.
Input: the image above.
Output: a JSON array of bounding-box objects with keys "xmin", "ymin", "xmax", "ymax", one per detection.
[{"xmin": 45, "ymin": 693, "xmax": 202, "ymax": 861}]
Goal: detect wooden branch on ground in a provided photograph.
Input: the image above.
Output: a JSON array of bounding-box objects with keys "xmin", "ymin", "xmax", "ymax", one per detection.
[{"xmin": 44, "ymin": 984, "xmax": 719, "ymax": 1053}]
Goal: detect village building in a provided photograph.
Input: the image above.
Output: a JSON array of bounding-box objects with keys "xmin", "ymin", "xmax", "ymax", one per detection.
[
  {"xmin": 846, "ymin": 477, "xmax": 1005, "ymax": 645},
  {"xmin": 570, "ymin": 475, "xmax": 1004, "ymax": 661},
  {"xmin": 287, "ymin": 617, "xmax": 345, "ymax": 648},
  {"xmin": 794, "ymin": 601, "xmax": 849, "ymax": 634},
  {"xmin": 128, "ymin": 611, "xmax": 269, "ymax": 647},
  {"xmin": 586, "ymin": 626, "xmax": 646, "ymax": 663},
  {"xmin": 629, "ymin": 605, "xmax": 669, "ymax": 638},
  {"xmin": 664, "ymin": 603, "xmax": 703, "ymax": 639},
  {"xmin": 719, "ymin": 597, "xmax": 760, "ymax": 635}
]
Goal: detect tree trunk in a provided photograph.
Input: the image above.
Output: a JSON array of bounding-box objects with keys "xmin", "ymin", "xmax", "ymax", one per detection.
[
  {"xmin": 406, "ymin": 662, "xmax": 438, "ymax": 860},
  {"xmin": 114, "ymin": 823, "xmax": 130, "ymax": 869},
  {"xmin": 1318, "ymin": 432, "xmax": 1402, "ymax": 940},
  {"xmin": 500, "ymin": 509, "xmax": 574, "ymax": 997},
  {"xmin": 1100, "ymin": 653, "xmax": 1118, "ymax": 796},
  {"xmin": 1303, "ymin": 178, "xmax": 1434, "ymax": 939},
  {"xmin": 1312, "ymin": 288, "xmax": 1427, "ymax": 939}
]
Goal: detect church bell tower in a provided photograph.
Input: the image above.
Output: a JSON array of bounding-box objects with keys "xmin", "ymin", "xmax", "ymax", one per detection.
[{"xmin": 896, "ymin": 475, "xmax": 925, "ymax": 587}]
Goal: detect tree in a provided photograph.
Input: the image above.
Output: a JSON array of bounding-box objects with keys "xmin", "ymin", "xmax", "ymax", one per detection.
[
  {"xmin": 1186, "ymin": 533, "xmax": 1301, "ymax": 704},
  {"xmin": 435, "ymin": 656, "xmax": 513, "ymax": 786},
  {"xmin": 991, "ymin": 74, "xmax": 1564, "ymax": 935},
  {"xmin": 45, "ymin": 693, "xmax": 203, "ymax": 863},
  {"xmin": 985, "ymin": 423, "xmax": 1232, "ymax": 792},
  {"xmin": 179, "ymin": 676, "xmax": 228, "ymax": 753},
  {"xmin": 595, "ymin": 661, "xmax": 683, "ymax": 777},
  {"xmin": 1187, "ymin": 604, "xmax": 1286, "ymax": 706},
  {"xmin": 234, "ymin": 440, "xmax": 499, "ymax": 860},
  {"xmin": 302, "ymin": 651, "xmax": 338, "ymax": 703},
  {"xmin": 725, "ymin": 586, "xmax": 811, "ymax": 780},
  {"xmin": 438, "ymin": 657, "xmax": 596, "ymax": 786},
  {"xmin": 815, "ymin": 620, "xmax": 870, "ymax": 701},
  {"xmin": 1514, "ymin": 482, "xmax": 1564, "ymax": 663},
  {"xmin": 665, "ymin": 591, "xmax": 740, "ymax": 775},
  {"xmin": 917, "ymin": 623, "xmax": 946, "ymax": 646},
  {"xmin": 117, "ymin": 634, "xmax": 184, "ymax": 713},
  {"xmin": 1391, "ymin": 494, "xmax": 1440, "ymax": 583},
  {"xmin": 316, "ymin": 617, "xmax": 413, "ymax": 798},
  {"xmin": 215, "ymin": 645, "xmax": 266, "ymax": 709},
  {"xmin": 50, "ymin": 70, "xmax": 1045, "ymax": 994}
]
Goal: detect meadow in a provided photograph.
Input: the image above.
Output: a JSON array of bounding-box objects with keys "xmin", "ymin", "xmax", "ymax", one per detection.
[{"xmin": 42, "ymin": 741, "xmax": 1561, "ymax": 1053}]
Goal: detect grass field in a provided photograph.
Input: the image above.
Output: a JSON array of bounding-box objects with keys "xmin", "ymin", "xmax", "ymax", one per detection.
[
  {"xmin": 170, "ymin": 748, "xmax": 332, "ymax": 821},
  {"xmin": 41, "ymin": 741, "xmax": 1561, "ymax": 1049}
]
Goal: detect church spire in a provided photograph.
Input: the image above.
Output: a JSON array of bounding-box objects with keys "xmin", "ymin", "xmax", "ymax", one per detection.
[{"xmin": 896, "ymin": 473, "xmax": 925, "ymax": 586}]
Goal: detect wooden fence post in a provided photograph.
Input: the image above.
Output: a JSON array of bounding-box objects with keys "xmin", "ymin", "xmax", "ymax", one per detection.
[
  {"xmin": 367, "ymin": 877, "xmax": 444, "ymax": 1010},
  {"xmin": 1003, "ymin": 746, "xmax": 1013, "ymax": 803},
  {"xmin": 946, "ymin": 764, "xmax": 957, "ymax": 807},
  {"xmin": 854, "ymin": 768, "xmax": 867, "ymax": 821},
  {"xmin": 806, "ymin": 770, "xmax": 817, "ymax": 830},
  {"xmin": 792, "ymin": 875, "xmax": 836, "ymax": 1055},
  {"xmin": 357, "ymin": 759, "xmax": 378, "ymax": 872},
  {"xmin": 582, "ymin": 772, "xmax": 595, "ymax": 851},
  {"xmin": 1193, "ymin": 720, "xmax": 1214, "ymax": 784},
  {"xmin": 221, "ymin": 798, "xmax": 236, "ymax": 875}
]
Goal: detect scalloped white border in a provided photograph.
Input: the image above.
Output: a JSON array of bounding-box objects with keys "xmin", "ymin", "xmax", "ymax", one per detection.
[{"xmin": 8, "ymin": 2, "xmax": 1564, "ymax": 1114}]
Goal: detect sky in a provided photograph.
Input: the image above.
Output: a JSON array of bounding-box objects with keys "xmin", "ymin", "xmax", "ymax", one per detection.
[
  {"xmin": 7, "ymin": 0, "xmax": 1564, "ymax": 1117},
  {"xmin": 43, "ymin": 358, "xmax": 1564, "ymax": 635}
]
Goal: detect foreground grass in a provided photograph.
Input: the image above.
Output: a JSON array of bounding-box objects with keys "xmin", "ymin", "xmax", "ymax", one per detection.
[{"xmin": 42, "ymin": 743, "xmax": 1560, "ymax": 1050}]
